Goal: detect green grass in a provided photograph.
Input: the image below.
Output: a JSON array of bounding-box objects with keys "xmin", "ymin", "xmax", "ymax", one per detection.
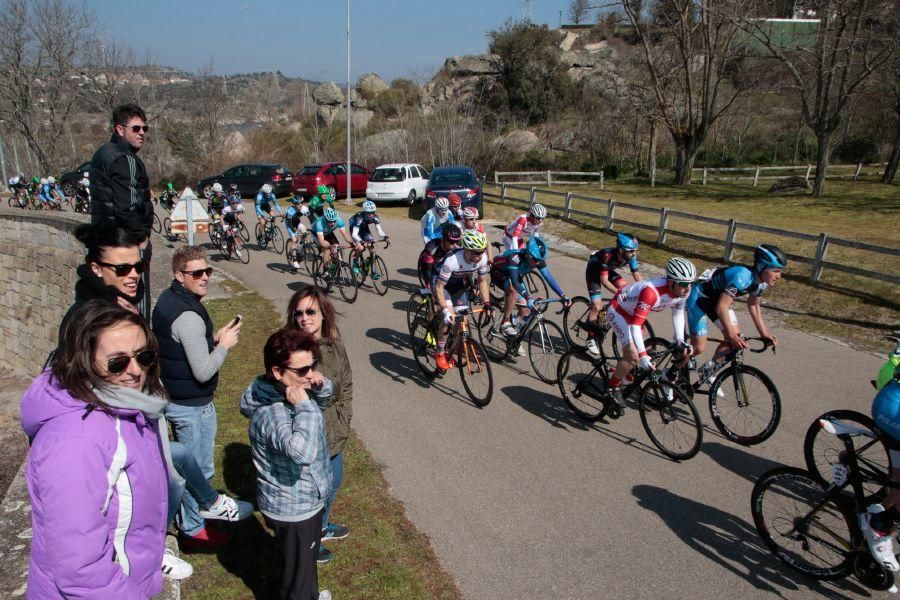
[{"xmin": 181, "ymin": 281, "xmax": 461, "ymax": 600}]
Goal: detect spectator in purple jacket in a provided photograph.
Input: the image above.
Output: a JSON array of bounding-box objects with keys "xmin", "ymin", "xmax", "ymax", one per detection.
[{"xmin": 20, "ymin": 301, "xmax": 171, "ymax": 598}]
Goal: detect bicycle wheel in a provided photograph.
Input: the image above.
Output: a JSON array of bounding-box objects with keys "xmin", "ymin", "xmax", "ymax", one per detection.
[
  {"xmin": 751, "ymin": 466, "xmax": 856, "ymax": 580},
  {"xmin": 639, "ymin": 379, "xmax": 703, "ymax": 460},
  {"xmin": 337, "ymin": 262, "xmax": 359, "ymax": 303},
  {"xmin": 477, "ymin": 307, "xmax": 511, "ymax": 362},
  {"xmin": 370, "ymin": 255, "xmax": 390, "ymax": 296},
  {"xmin": 523, "ymin": 271, "xmax": 548, "ymax": 300},
  {"xmin": 302, "ymin": 242, "xmax": 318, "ymax": 276},
  {"xmin": 234, "ymin": 241, "xmax": 250, "ymax": 264},
  {"xmin": 406, "ymin": 292, "xmax": 430, "ymax": 334},
  {"xmin": 271, "ymin": 226, "xmax": 285, "ymax": 254},
  {"xmin": 255, "ymin": 223, "xmax": 268, "ymax": 249},
  {"xmin": 163, "ymin": 217, "xmax": 174, "ymax": 240},
  {"xmin": 708, "ymin": 364, "xmax": 781, "ymax": 446},
  {"xmin": 803, "ymin": 409, "xmax": 891, "ymax": 501},
  {"xmin": 557, "ymin": 350, "xmax": 610, "ymax": 421},
  {"xmin": 562, "ymin": 296, "xmax": 592, "ymax": 351},
  {"xmin": 410, "ymin": 313, "xmax": 439, "ymax": 379},
  {"xmin": 238, "ymin": 220, "xmax": 250, "ymax": 242},
  {"xmin": 151, "ymin": 213, "xmax": 162, "ymax": 234},
  {"xmin": 310, "ymin": 256, "xmax": 332, "ymax": 291},
  {"xmin": 527, "ymin": 320, "xmax": 568, "ymax": 384},
  {"xmin": 458, "ymin": 338, "xmax": 494, "ymax": 407}
]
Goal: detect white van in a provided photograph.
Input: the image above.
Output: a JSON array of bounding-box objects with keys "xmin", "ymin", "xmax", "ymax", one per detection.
[{"xmin": 366, "ymin": 163, "xmax": 430, "ymax": 205}]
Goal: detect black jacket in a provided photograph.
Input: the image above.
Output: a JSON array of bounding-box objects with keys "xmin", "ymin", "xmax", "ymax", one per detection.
[{"xmin": 89, "ymin": 133, "xmax": 154, "ymax": 240}]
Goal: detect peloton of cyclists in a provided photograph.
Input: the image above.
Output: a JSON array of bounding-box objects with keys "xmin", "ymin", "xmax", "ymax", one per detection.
[
  {"xmin": 349, "ymin": 200, "xmax": 391, "ymax": 273},
  {"xmin": 584, "ymin": 232, "xmax": 644, "ymax": 357},
  {"xmin": 417, "ymin": 222, "xmax": 462, "ymax": 290},
  {"xmin": 503, "ymin": 203, "xmax": 546, "ymax": 251},
  {"xmin": 255, "ymin": 183, "xmax": 283, "ymax": 229},
  {"xmin": 421, "ymin": 197, "xmax": 455, "ymax": 244},
  {"xmin": 285, "ymin": 195, "xmax": 310, "ymax": 271}
]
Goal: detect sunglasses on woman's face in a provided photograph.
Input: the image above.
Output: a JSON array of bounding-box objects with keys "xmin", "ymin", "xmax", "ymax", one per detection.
[
  {"xmin": 106, "ymin": 349, "xmax": 157, "ymax": 375},
  {"xmin": 96, "ymin": 260, "xmax": 146, "ymax": 277},
  {"xmin": 281, "ymin": 360, "xmax": 318, "ymax": 378},
  {"xmin": 180, "ymin": 267, "xmax": 213, "ymax": 279},
  {"xmin": 293, "ymin": 308, "xmax": 318, "ymax": 318}
]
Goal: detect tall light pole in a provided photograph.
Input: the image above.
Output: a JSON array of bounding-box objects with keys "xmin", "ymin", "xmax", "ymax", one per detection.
[{"xmin": 345, "ymin": 0, "xmax": 352, "ymax": 204}]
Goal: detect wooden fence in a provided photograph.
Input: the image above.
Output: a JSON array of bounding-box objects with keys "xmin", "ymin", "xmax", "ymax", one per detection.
[
  {"xmin": 494, "ymin": 170, "xmax": 605, "ymax": 189},
  {"xmin": 485, "ymin": 183, "xmax": 900, "ymax": 286},
  {"xmin": 689, "ymin": 163, "xmax": 886, "ymax": 186}
]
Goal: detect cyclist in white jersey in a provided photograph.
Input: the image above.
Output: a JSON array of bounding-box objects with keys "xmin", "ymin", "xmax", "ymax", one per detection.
[{"xmin": 503, "ymin": 203, "xmax": 546, "ymax": 251}]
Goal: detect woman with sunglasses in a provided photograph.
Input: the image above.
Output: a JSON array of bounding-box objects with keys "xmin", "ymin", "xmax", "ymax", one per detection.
[
  {"xmin": 241, "ymin": 327, "xmax": 334, "ymax": 600},
  {"xmin": 285, "ymin": 287, "xmax": 352, "ymax": 563},
  {"xmin": 21, "ymin": 300, "xmax": 171, "ymax": 598}
]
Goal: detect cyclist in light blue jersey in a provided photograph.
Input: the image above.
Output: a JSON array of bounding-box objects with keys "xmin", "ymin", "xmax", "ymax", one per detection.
[
  {"xmin": 255, "ymin": 183, "xmax": 282, "ymax": 229},
  {"xmin": 312, "ymin": 207, "xmax": 359, "ymax": 263},
  {"xmin": 420, "ymin": 197, "xmax": 455, "ymax": 244}
]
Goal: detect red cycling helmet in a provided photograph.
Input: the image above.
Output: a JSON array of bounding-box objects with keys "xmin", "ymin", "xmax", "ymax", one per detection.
[{"xmin": 447, "ymin": 193, "xmax": 462, "ymax": 208}]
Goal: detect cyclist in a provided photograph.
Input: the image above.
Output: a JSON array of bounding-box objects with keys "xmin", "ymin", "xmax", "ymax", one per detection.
[
  {"xmin": 284, "ymin": 196, "xmax": 310, "ymax": 271},
  {"xmin": 605, "ymin": 257, "xmax": 697, "ymax": 407},
  {"xmin": 448, "ymin": 193, "xmax": 464, "ymax": 222},
  {"xmin": 503, "ymin": 203, "xmax": 546, "ymax": 251},
  {"xmin": 421, "ymin": 197, "xmax": 454, "ymax": 244},
  {"xmin": 308, "ymin": 185, "xmax": 335, "ymax": 220},
  {"xmin": 226, "ymin": 183, "xmax": 240, "ymax": 201},
  {"xmin": 47, "ymin": 176, "xmax": 67, "ymax": 205},
  {"xmin": 312, "ymin": 206, "xmax": 360, "ymax": 263},
  {"xmin": 417, "ymin": 222, "xmax": 462, "ymax": 290},
  {"xmin": 432, "ymin": 230, "xmax": 493, "ymax": 372},
  {"xmin": 75, "ymin": 176, "xmax": 91, "ymax": 213},
  {"xmin": 584, "ymin": 232, "xmax": 644, "ymax": 357},
  {"xmin": 8, "ymin": 173, "xmax": 28, "ymax": 207},
  {"xmin": 28, "ymin": 177, "xmax": 41, "ymax": 208},
  {"xmin": 38, "ymin": 178, "xmax": 60, "ymax": 210},
  {"xmin": 160, "ymin": 181, "xmax": 179, "ymax": 211},
  {"xmin": 684, "ymin": 244, "xmax": 786, "ymax": 388},
  {"xmin": 255, "ymin": 183, "xmax": 283, "ymax": 230},
  {"xmin": 461, "ymin": 207, "xmax": 492, "ymax": 261},
  {"xmin": 207, "ymin": 183, "xmax": 226, "ymax": 219},
  {"xmin": 219, "ymin": 197, "xmax": 245, "ymax": 253},
  {"xmin": 863, "ymin": 374, "xmax": 900, "ymax": 572},
  {"xmin": 349, "ymin": 200, "xmax": 390, "ymax": 273}
]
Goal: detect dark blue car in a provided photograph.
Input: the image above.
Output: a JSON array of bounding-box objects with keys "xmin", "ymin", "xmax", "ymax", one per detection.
[{"xmin": 424, "ymin": 166, "xmax": 483, "ymax": 213}]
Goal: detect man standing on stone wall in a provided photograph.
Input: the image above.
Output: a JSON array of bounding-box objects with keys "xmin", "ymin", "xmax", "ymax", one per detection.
[{"xmin": 90, "ymin": 103, "xmax": 155, "ymax": 317}]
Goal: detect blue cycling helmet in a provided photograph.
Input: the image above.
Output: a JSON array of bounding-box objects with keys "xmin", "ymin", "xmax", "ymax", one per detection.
[
  {"xmin": 362, "ymin": 200, "xmax": 376, "ymax": 213},
  {"xmin": 872, "ymin": 380, "xmax": 900, "ymax": 446},
  {"xmin": 754, "ymin": 244, "xmax": 787, "ymax": 271},
  {"xmin": 288, "ymin": 194, "xmax": 302, "ymax": 204},
  {"xmin": 323, "ymin": 207, "xmax": 338, "ymax": 222},
  {"xmin": 616, "ymin": 232, "xmax": 639, "ymax": 251},
  {"xmin": 527, "ymin": 236, "xmax": 547, "ymax": 261}
]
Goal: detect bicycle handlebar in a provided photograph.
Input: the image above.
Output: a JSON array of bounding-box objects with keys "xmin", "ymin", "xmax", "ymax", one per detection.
[{"xmin": 743, "ymin": 336, "xmax": 775, "ymax": 354}]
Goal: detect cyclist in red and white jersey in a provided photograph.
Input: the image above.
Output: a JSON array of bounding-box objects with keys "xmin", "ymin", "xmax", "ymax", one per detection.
[
  {"xmin": 605, "ymin": 257, "xmax": 697, "ymax": 407},
  {"xmin": 503, "ymin": 203, "xmax": 546, "ymax": 251}
]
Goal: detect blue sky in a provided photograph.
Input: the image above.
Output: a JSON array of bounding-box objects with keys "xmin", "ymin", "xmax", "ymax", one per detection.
[{"xmin": 88, "ymin": 0, "xmax": 570, "ymax": 83}]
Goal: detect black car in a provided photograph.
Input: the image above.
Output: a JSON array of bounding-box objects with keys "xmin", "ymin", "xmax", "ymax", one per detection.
[
  {"xmin": 196, "ymin": 163, "xmax": 293, "ymax": 199},
  {"xmin": 59, "ymin": 161, "xmax": 91, "ymax": 196},
  {"xmin": 424, "ymin": 166, "xmax": 483, "ymax": 213}
]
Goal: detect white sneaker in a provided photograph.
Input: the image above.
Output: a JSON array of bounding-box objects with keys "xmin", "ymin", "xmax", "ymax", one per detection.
[
  {"xmin": 860, "ymin": 505, "xmax": 900, "ymax": 572},
  {"xmin": 517, "ymin": 343, "xmax": 526, "ymax": 357},
  {"xmin": 199, "ymin": 494, "xmax": 254, "ymax": 521},
  {"xmin": 586, "ymin": 338, "xmax": 600, "ymax": 357},
  {"xmin": 318, "ymin": 591, "xmax": 332, "ymax": 600},
  {"xmin": 706, "ymin": 376, "xmax": 725, "ymax": 398},
  {"xmin": 292, "ymin": 260, "xmax": 301, "ymax": 270},
  {"xmin": 161, "ymin": 548, "xmax": 193, "ymax": 580},
  {"xmin": 501, "ymin": 321, "xmax": 517, "ymax": 337}
]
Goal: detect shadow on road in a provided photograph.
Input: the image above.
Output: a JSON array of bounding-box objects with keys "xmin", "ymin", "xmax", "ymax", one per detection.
[
  {"xmin": 701, "ymin": 441, "xmax": 788, "ymax": 484},
  {"xmin": 265, "ymin": 261, "xmax": 298, "ymax": 275},
  {"xmin": 502, "ymin": 385, "xmax": 591, "ymax": 431},
  {"xmin": 366, "ymin": 326, "xmax": 411, "ymax": 352},
  {"xmin": 632, "ymin": 484, "xmax": 867, "ymax": 599},
  {"xmin": 369, "ymin": 350, "xmax": 430, "ymax": 389}
]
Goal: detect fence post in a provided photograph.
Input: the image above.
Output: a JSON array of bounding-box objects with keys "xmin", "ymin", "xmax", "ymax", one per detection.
[
  {"xmin": 702, "ymin": 167, "xmax": 708, "ymax": 186},
  {"xmin": 529, "ymin": 187, "xmax": 536, "ymax": 207},
  {"xmin": 752, "ymin": 166, "xmax": 761, "ymax": 187},
  {"xmin": 600, "ymin": 170, "xmax": 605, "ymax": 191},
  {"xmin": 804, "ymin": 165, "xmax": 812, "ymax": 181},
  {"xmin": 723, "ymin": 219, "xmax": 737, "ymax": 262},
  {"xmin": 547, "ymin": 170, "xmax": 552, "ymax": 187},
  {"xmin": 811, "ymin": 233, "xmax": 828, "ymax": 283},
  {"xmin": 500, "ymin": 183, "xmax": 507, "ymax": 205},
  {"xmin": 606, "ymin": 199, "xmax": 616, "ymax": 232},
  {"xmin": 853, "ymin": 162, "xmax": 862, "ymax": 181},
  {"xmin": 494, "ymin": 172, "xmax": 498, "ymax": 185},
  {"xmin": 650, "ymin": 166, "xmax": 656, "ymax": 188},
  {"xmin": 564, "ymin": 192, "xmax": 573, "ymax": 220},
  {"xmin": 657, "ymin": 207, "xmax": 669, "ymax": 245}
]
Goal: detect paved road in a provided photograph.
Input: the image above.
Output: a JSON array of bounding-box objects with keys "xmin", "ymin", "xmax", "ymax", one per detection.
[{"xmin": 164, "ymin": 215, "xmax": 888, "ymax": 600}]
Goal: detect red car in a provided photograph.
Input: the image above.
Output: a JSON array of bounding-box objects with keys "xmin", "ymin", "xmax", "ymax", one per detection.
[{"xmin": 292, "ymin": 161, "xmax": 369, "ymax": 199}]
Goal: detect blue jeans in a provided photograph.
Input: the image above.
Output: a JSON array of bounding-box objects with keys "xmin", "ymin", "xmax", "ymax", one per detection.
[
  {"xmin": 321, "ymin": 452, "xmax": 344, "ymax": 531},
  {"xmin": 167, "ymin": 440, "xmax": 220, "ymax": 525},
  {"xmin": 165, "ymin": 402, "xmax": 218, "ymax": 537}
]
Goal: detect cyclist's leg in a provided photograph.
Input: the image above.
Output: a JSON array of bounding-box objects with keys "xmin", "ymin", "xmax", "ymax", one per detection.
[{"xmin": 607, "ymin": 308, "xmax": 637, "ymax": 382}]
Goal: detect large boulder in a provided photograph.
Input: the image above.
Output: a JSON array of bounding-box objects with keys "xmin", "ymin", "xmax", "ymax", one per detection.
[
  {"xmin": 356, "ymin": 73, "xmax": 389, "ymax": 98},
  {"xmin": 443, "ymin": 54, "xmax": 500, "ymax": 77},
  {"xmin": 493, "ymin": 129, "xmax": 541, "ymax": 153},
  {"xmin": 558, "ymin": 30, "xmax": 580, "ymax": 52},
  {"xmin": 357, "ymin": 129, "xmax": 412, "ymax": 160},
  {"xmin": 312, "ymin": 82, "xmax": 344, "ymax": 106},
  {"xmin": 331, "ymin": 107, "xmax": 374, "ymax": 130}
]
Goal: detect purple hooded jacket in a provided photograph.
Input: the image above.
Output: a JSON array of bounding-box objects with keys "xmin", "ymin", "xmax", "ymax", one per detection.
[{"xmin": 20, "ymin": 372, "xmax": 168, "ymax": 599}]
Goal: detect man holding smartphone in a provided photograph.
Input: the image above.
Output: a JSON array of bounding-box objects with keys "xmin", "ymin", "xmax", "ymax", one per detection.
[{"xmin": 152, "ymin": 245, "xmax": 242, "ymax": 550}]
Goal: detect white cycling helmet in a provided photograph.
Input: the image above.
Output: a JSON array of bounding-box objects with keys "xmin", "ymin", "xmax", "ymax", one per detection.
[
  {"xmin": 665, "ymin": 257, "xmax": 697, "ymax": 283},
  {"xmin": 463, "ymin": 207, "xmax": 479, "ymax": 219},
  {"xmin": 530, "ymin": 203, "xmax": 547, "ymax": 219},
  {"xmin": 362, "ymin": 200, "xmax": 377, "ymax": 213},
  {"xmin": 79, "ymin": 178, "xmax": 89, "ymax": 186},
  {"xmin": 435, "ymin": 197, "xmax": 449, "ymax": 210},
  {"xmin": 212, "ymin": 182, "xmax": 223, "ymax": 193},
  {"xmin": 261, "ymin": 184, "xmax": 273, "ymax": 194},
  {"xmin": 40, "ymin": 178, "xmax": 48, "ymax": 185},
  {"xmin": 83, "ymin": 171, "xmax": 89, "ymax": 178},
  {"xmin": 47, "ymin": 176, "xmax": 55, "ymax": 183}
]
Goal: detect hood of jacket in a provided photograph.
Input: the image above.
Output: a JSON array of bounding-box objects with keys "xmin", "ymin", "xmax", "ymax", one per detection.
[
  {"xmin": 73, "ymin": 263, "xmax": 143, "ymax": 307},
  {"xmin": 240, "ymin": 375, "xmax": 284, "ymax": 418}
]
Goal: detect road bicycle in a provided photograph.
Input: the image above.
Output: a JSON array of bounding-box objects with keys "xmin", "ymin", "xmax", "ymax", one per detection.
[
  {"xmin": 751, "ymin": 416, "xmax": 897, "ymax": 592},
  {"xmin": 151, "ymin": 211, "xmax": 163, "ymax": 234},
  {"xmin": 556, "ymin": 338, "xmax": 703, "ymax": 460},
  {"xmin": 485, "ymin": 242, "xmax": 548, "ymax": 304},
  {"xmin": 8, "ymin": 189, "xmax": 29, "ymax": 209},
  {"xmin": 409, "ymin": 300, "xmax": 494, "ymax": 407},
  {"xmin": 208, "ymin": 220, "xmax": 224, "ymax": 248},
  {"xmin": 285, "ymin": 232, "xmax": 313, "ymax": 273},
  {"xmin": 652, "ymin": 336, "xmax": 781, "ymax": 446},
  {"xmin": 220, "ymin": 226, "xmax": 250, "ymax": 264},
  {"xmin": 352, "ymin": 239, "xmax": 391, "ymax": 296},
  {"xmin": 310, "ymin": 245, "xmax": 358, "ymax": 303},
  {"xmin": 561, "ymin": 296, "xmax": 656, "ymax": 359},
  {"xmin": 478, "ymin": 298, "xmax": 569, "ymax": 384},
  {"xmin": 255, "ymin": 215, "xmax": 285, "ymax": 254},
  {"xmin": 72, "ymin": 193, "xmax": 90, "ymax": 214}
]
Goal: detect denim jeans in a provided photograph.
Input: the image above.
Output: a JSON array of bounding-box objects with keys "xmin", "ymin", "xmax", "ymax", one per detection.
[
  {"xmin": 167, "ymin": 440, "xmax": 220, "ymax": 525},
  {"xmin": 321, "ymin": 452, "xmax": 344, "ymax": 531},
  {"xmin": 165, "ymin": 402, "xmax": 218, "ymax": 537}
]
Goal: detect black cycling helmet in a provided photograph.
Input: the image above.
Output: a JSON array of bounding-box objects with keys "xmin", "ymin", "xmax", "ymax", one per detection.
[
  {"xmin": 441, "ymin": 222, "xmax": 462, "ymax": 242},
  {"xmin": 754, "ymin": 244, "xmax": 787, "ymax": 271}
]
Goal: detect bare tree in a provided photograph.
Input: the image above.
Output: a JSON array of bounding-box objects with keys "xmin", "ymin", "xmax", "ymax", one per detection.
[
  {"xmin": 0, "ymin": 0, "xmax": 93, "ymax": 172},
  {"xmin": 879, "ymin": 42, "xmax": 900, "ymax": 183},
  {"xmin": 78, "ymin": 36, "xmax": 141, "ymax": 115},
  {"xmin": 744, "ymin": 0, "xmax": 896, "ymax": 195},
  {"xmin": 569, "ymin": 0, "xmax": 593, "ymax": 24},
  {"xmin": 621, "ymin": 0, "xmax": 754, "ymax": 185}
]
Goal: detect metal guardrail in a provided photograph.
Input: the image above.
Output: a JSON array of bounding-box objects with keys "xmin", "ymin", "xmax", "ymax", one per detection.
[{"xmin": 484, "ymin": 183, "xmax": 900, "ymax": 286}]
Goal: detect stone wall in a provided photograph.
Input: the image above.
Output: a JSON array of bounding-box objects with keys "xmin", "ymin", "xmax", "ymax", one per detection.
[{"xmin": 0, "ymin": 208, "xmax": 88, "ymax": 377}]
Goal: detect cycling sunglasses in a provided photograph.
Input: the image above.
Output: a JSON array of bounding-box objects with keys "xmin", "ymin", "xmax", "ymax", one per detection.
[
  {"xmin": 95, "ymin": 260, "xmax": 146, "ymax": 277},
  {"xmin": 180, "ymin": 267, "xmax": 213, "ymax": 279},
  {"xmin": 281, "ymin": 360, "xmax": 318, "ymax": 378},
  {"xmin": 106, "ymin": 349, "xmax": 157, "ymax": 375}
]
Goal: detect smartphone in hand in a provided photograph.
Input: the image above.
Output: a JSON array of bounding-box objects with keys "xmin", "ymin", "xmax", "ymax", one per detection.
[{"xmin": 231, "ymin": 315, "xmax": 242, "ymax": 327}]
